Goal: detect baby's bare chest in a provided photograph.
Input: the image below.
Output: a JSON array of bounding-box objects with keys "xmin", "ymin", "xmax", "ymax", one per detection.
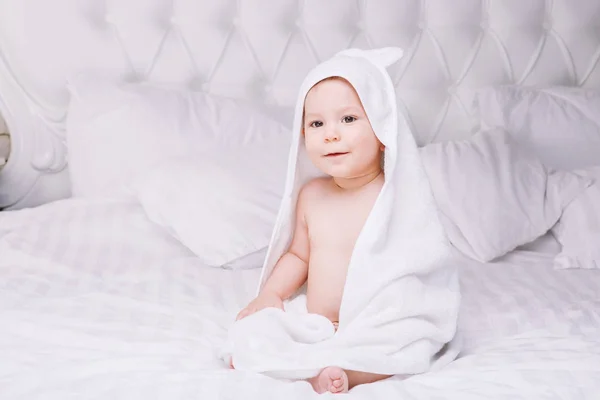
[{"xmin": 306, "ymin": 197, "xmax": 374, "ymax": 250}]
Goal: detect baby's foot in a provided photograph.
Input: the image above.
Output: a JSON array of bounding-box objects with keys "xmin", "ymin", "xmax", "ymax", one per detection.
[{"xmin": 309, "ymin": 366, "xmax": 349, "ymax": 394}]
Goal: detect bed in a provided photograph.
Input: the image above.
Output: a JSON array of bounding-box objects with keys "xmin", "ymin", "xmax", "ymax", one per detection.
[
  {"xmin": 1, "ymin": 199, "xmax": 599, "ymax": 398},
  {"xmin": 1, "ymin": 1, "xmax": 599, "ymax": 399}
]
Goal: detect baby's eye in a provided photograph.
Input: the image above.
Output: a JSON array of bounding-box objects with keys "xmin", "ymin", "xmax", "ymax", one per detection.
[
  {"xmin": 309, "ymin": 121, "xmax": 323, "ymax": 128},
  {"xmin": 342, "ymin": 116, "xmax": 356, "ymax": 123}
]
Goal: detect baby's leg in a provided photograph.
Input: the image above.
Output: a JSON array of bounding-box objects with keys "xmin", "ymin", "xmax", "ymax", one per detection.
[{"xmin": 346, "ymin": 370, "xmax": 392, "ymax": 389}]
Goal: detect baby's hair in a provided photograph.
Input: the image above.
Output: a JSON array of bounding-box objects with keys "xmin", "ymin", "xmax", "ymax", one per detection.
[{"xmin": 318, "ymin": 76, "xmax": 346, "ymax": 84}]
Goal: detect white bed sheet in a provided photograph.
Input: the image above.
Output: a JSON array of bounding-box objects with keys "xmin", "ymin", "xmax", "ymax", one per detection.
[{"xmin": 0, "ymin": 198, "xmax": 599, "ymax": 399}]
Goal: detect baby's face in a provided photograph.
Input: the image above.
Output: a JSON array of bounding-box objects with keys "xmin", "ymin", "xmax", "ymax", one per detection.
[{"xmin": 302, "ymin": 78, "xmax": 383, "ymax": 179}]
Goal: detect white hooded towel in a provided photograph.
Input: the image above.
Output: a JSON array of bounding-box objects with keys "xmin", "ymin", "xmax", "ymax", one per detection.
[{"xmin": 221, "ymin": 47, "xmax": 461, "ymax": 380}]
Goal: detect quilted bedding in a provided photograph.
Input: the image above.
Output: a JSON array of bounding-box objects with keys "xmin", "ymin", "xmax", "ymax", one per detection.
[{"xmin": 0, "ymin": 198, "xmax": 598, "ymax": 399}]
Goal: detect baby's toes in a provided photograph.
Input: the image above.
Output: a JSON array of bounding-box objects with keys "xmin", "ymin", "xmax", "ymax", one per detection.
[{"xmin": 331, "ymin": 379, "xmax": 344, "ymax": 392}]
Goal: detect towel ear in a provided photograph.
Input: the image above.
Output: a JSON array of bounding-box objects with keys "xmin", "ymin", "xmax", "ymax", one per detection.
[{"xmin": 335, "ymin": 47, "xmax": 404, "ymax": 68}]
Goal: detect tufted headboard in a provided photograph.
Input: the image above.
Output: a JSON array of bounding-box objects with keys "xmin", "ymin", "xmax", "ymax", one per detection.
[{"xmin": 1, "ymin": 0, "xmax": 600, "ymax": 210}]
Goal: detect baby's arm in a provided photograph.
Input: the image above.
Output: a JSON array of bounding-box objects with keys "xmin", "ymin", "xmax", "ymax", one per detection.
[
  {"xmin": 236, "ymin": 188, "xmax": 310, "ymax": 320},
  {"xmin": 262, "ymin": 191, "xmax": 310, "ymax": 299}
]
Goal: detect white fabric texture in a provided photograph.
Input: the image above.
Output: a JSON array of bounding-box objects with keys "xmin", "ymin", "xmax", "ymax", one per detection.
[
  {"xmin": 130, "ymin": 135, "xmax": 290, "ymax": 268},
  {"xmin": 552, "ymin": 166, "xmax": 600, "ymax": 270},
  {"xmin": 516, "ymin": 232, "xmax": 562, "ymax": 255},
  {"xmin": 0, "ymin": 198, "xmax": 599, "ymax": 399},
  {"xmin": 467, "ymin": 85, "xmax": 600, "ymax": 170},
  {"xmin": 65, "ymin": 73, "xmax": 290, "ymax": 197},
  {"xmin": 420, "ymin": 128, "xmax": 592, "ymax": 262},
  {"xmin": 0, "ymin": 115, "xmax": 7, "ymax": 133},
  {"xmin": 221, "ymin": 48, "xmax": 461, "ymax": 380}
]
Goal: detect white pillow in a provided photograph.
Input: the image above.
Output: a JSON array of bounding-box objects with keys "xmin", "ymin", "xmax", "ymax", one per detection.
[
  {"xmin": 223, "ymin": 247, "xmax": 268, "ymax": 270},
  {"xmin": 65, "ymin": 72, "xmax": 290, "ymax": 197},
  {"xmin": 130, "ymin": 135, "xmax": 290, "ymax": 268},
  {"xmin": 552, "ymin": 166, "xmax": 600, "ymax": 270},
  {"xmin": 420, "ymin": 128, "xmax": 591, "ymax": 262},
  {"xmin": 515, "ymin": 232, "xmax": 561, "ymax": 255},
  {"xmin": 467, "ymin": 85, "xmax": 600, "ymax": 170}
]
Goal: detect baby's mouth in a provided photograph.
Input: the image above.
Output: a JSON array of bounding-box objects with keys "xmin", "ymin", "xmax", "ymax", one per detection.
[{"xmin": 324, "ymin": 152, "xmax": 349, "ymax": 158}]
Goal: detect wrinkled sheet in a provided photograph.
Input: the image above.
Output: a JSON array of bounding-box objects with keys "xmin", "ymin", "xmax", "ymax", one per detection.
[{"xmin": 0, "ymin": 198, "xmax": 599, "ymax": 399}]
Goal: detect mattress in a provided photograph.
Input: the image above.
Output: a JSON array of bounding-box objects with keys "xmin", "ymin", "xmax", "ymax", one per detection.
[{"xmin": 0, "ymin": 198, "xmax": 599, "ymax": 399}]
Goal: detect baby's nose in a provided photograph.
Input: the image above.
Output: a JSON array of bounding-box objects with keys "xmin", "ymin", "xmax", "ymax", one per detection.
[{"xmin": 324, "ymin": 130, "xmax": 340, "ymax": 142}]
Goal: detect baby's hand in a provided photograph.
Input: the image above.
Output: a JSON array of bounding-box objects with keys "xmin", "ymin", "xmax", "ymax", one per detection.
[{"xmin": 236, "ymin": 291, "xmax": 284, "ymax": 321}]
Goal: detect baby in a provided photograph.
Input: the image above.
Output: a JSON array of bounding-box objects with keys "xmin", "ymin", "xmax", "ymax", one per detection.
[{"xmin": 235, "ymin": 76, "xmax": 391, "ymax": 393}]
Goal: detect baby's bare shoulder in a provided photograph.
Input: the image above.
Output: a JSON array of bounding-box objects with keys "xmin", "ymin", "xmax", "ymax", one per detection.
[
  {"xmin": 299, "ymin": 177, "xmax": 333, "ymax": 198},
  {"xmin": 297, "ymin": 177, "xmax": 333, "ymax": 211}
]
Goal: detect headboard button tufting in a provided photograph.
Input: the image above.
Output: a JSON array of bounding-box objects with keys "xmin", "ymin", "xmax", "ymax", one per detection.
[{"xmin": 0, "ymin": 0, "xmax": 599, "ymax": 209}]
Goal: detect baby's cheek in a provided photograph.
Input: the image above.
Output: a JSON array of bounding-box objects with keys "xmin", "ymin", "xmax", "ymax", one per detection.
[
  {"xmin": 305, "ymin": 141, "xmax": 325, "ymax": 165},
  {"xmin": 304, "ymin": 140, "xmax": 318, "ymax": 156},
  {"xmin": 355, "ymin": 141, "xmax": 382, "ymax": 167},
  {"xmin": 353, "ymin": 136, "xmax": 374, "ymax": 153}
]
